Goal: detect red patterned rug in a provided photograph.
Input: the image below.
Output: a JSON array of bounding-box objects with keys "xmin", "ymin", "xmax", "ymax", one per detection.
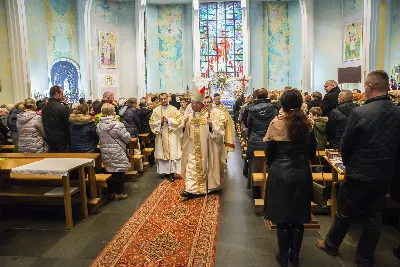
[{"xmin": 91, "ymin": 179, "xmax": 221, "ymax": 267}]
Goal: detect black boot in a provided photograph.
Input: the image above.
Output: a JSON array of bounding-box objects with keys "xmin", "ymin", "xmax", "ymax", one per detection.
[
  {"xmin": 169, "ymin": 173, "xmax": 175, "ymax": 182},
  {"xmin": 288, "ymin": 224, "xmax": 304, "ymax": 267},
  {"xmin": 276, "ymin": 228, "xmax": 290, "ymax": 267}
]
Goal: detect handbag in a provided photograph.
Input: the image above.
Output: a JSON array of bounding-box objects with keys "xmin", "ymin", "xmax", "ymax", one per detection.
[{"xmin": 312, "ymin": 145, "xmax": 330, "ymax": 208}]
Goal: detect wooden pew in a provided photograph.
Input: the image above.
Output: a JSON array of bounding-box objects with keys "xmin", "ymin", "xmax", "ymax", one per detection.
[
  {"xmin": 0, "ymin": 145, "xmax": 15, "ymax": 152},
  {"xmin": 138, "ymin": 133, "xmax": 154, "ymax": 169},
  {"xmin": 0, "ymin": 158, "xmax": 91, "ymax": 229},
  {"xmin": 0, "ymin": 153, "xmax": 101, "ymax": 199},
  {"xmin": 127, "ymin": 138, "xmax": 142, "ymax": 177},
  {"xmin": 251, "ymin": 151, "xmax": 268, "ymax": 213}
]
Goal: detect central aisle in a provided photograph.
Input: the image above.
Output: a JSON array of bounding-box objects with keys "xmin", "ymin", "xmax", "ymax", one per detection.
[{"xmin": 214, "ymin": 135, "xmax": 342, "ymax": 267}]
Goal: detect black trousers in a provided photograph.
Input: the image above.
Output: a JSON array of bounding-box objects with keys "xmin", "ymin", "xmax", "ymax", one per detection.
[
  {"xmin": 106, "ymin": 172, "xmax": 125, "ymax": 194},
  {"xmin": 48, "ymin": 143, "xmax": 71, "ymax": 153},
  {"xmin": 325, "ymin": 178, "xmax": 387, "ymax": 266}
]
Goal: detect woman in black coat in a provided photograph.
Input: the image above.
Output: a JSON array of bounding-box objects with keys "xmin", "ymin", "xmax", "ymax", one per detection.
[
  {"xmin": 246, "ymin": 89, "xmax": 277, "ymax": 194},
  {"xmin": 121, "ymin": 98, "xmax": 141, "ymax": 138},
  {"xmin": 263, "ymin": 90, "xmax": 316, "ymax": 267}
]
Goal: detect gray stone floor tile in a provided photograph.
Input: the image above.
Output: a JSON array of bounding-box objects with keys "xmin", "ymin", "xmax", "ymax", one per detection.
[{"xmin": 0, "ymin": 256, "xmax": 38, "ymax": 267}]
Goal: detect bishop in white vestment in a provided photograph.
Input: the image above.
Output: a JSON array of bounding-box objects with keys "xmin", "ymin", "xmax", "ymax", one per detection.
[
  {"xmin": 149, "ymin": 93, "xmax": 183, "ymax": 182},
  {"xmin": 181, "ymin": 87, "xmax": 226, "ymax": 199}
]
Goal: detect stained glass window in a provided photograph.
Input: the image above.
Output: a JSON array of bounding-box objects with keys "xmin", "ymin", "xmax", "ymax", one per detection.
[{"xmin": 200, "ymin": 2, "xmax": 243, "ymax": 78}]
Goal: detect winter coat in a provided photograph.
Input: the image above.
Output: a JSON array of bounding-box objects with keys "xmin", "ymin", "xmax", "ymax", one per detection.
[
  {"xmin": 69, "ymin": 114, "xmax": 99, "ymax": 153},
  {"xmin": 307, "ymin": 99, "xmax": 322, "ymax": 110},
  {"xmin": 8, "ymin": 108, "xmax": 21, "ymax": 144},
  {"xmin": 327, "ymin": 102, "xmax": 358, "ymax": 149},
  {"xmin": 341, "ymin": 95, "xmax": 400, "ymax": 182},
  {"xmin": 17, "ymin": 111, "xmax": 47, "ymax": 153},
  {"xmin": 246, "ymin": 99, "xmax": 277, "ymax": 158},
  {"xmin": 121, "ymin": 107, "xmax": 141, "ymax": 138},
  {"xmin": 263, "ymin": 114, "xmax": 316, "ymax": 223},
  {"xmin": 97, "ymin": 116, "xmax": 131, "ymax": 173},
  {"xmin": 139, "ymin": 107, "xmax": 153, "ymax": 134},
  {"xmin": 42, "ymin": 98, "xmax": 71, "ymax": 147},
  {"xmin": 241, "ymin": 102, "xmax": 255, "ymax": 128},
  {"xmin": 313, "ymin": 117, "xmax": 328, "ymax": 151},
  {"xmin": 321, "ymin": 86, "xmax": 341, "ymax": 117}
]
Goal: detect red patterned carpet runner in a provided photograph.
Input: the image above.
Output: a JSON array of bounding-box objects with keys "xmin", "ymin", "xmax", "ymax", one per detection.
[{"xmin": 91, "ymin": 179, "xmax": 221, "ymax": 267}]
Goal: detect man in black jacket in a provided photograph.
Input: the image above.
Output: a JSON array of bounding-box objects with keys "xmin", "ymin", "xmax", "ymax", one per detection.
[
  {"xmin": 94, "ymin": 91, "xmax": 119, "ymax": 115},
  {"xmin": 316, "ymin": 71, "xmax": 400, "ymax": 267},
  {"xmin": 326, "ymin": 90, "xmax": 358, "ymax": 149},
  {"xmin": 321, "ymin": 80, "xmax": 341, "ymax": 117},
  {"xmin": 42, "ymin": 85, "xmax": 71, "ymax": 152}
]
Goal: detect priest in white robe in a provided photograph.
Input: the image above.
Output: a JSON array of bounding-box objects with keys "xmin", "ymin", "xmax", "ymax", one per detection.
[
  {"xmin": 150, "ymin": 93, "xmax": 183, "ymax": 182},
  {"xmin": 180, "ymin": 87, "xmax": 226, "ymax": 200}
]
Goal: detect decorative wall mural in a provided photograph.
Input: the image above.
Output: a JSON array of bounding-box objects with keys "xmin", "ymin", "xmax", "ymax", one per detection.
[
  {"xmin": 46, "ymin": 0, "xmax": 79, "ymax": 68},
  {"xmin": 157, "ymin": 5, "xmax": 183, "ymax": 91},
  {"xmin": 343, "ymin": 20, "xmax": 362, "ymax": 62},
  {"xmin": 49, "ymin": 58, "xmax": 81, "ymax": 102},
  {"xmin": 98, "ymin": 31, "xmax": 117, "ymax": 69},
  {"xmin": 265, "ymin": 2, "xmax": 290, "ymax": 90}
]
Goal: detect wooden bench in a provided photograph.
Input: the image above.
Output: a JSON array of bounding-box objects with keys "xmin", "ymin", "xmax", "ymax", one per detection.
[
  {"xmin": 312, "ymin": 172, "xmax": 345, "ymax": 181},
  {"xmin": 252, "ymin": 151, "xmax": 267, "ymax": 213},
  {"xmin": 139, "ymin": 133, "xmax": 154, "ymax": 169},
  {"xmin": 0, "ymin": 145, "xmax": 15, "ymax": 152},
  {"xmin": 0, "ymin": 153, "xmax": 101, "ymax": 199},
  {"xmin": 0, "ymin": 158, "xmax": 89, "ymax": 229}
]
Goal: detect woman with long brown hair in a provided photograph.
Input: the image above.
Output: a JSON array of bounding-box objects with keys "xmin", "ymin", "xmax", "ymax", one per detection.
[{"xmin": 263, "ymin": 89, "xmax": 316, "ymax": 267}]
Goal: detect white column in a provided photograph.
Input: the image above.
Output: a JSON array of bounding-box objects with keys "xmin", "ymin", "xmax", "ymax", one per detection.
[
  {"xmin": 84, "ymin": 0, "xmax": 94, "ymax": 98},
  {"xmin": 5, "ymin": 0, "xmax": 30, "ymax": 101},
  {"xmin": 193, "ymin": 0, "xmax": 201, "ymax": 77},
  {"xmin": 242, "ymin": 0, "xmax": 250, "ymax": 76},
  {"xmin": 362, "ymin": 0, "xmax": 380, "ymax": 78},
  {"xmin": 136, "ymin": 0, "xmax": 146, "ymax": 98},
  {"xmin": 299, "ymin": 0, "xmax": 314, "ymax": 93}
]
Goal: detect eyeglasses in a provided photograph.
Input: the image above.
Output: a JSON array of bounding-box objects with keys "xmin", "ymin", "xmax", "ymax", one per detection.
[{"xmin": 324, "ymin": 85, "xmax": 328, "ymax": 88}]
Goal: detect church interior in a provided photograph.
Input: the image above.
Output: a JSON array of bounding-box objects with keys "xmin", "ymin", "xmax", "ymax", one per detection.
[{"xmin": 0, "ymin": 0, "xmax": 400, "ymax": 266}]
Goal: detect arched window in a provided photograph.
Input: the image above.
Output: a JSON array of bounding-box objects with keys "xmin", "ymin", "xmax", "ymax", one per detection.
[{"xmin": 200, "ymin": 2, "xmax": 243, "ymax": 78}]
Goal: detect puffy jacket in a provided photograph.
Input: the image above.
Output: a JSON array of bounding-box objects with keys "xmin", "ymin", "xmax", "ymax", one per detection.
[
  {"xmin": 8, "ymin": 108, "xmax": 21, "ymax": 144},
  {"xmin": 69, "ymin": 114, "xmax": 99, "ymax": 153},
  {"xmin": 313, "ymin": 117, "xmax": 328, "ymax": 151},
  {"xmin": 42, "ymin": 98, "xmax": 71, "ymax": 147},
  {"xmin": 17, "ymin": 111, "xmax": 47, "ymax": 153},
  {"xmin": 327, "ymin": 102, "xmax": 358, "ymax": 149},
  {"xmin": 247, "ymin": 99, "xmax": 277, "ymax": 158},
  {"xmin": 97, "ymin": 116, "xmax": 131, "ymax": 172},
  {"xmin": 341, "ymin": 95, "xmax": 400, "ymax": 182},
  {"xmin": 121, "ymin": 107, "xmax": 141, "ymax": 138},
  {"xmin": 321, "ymin": 86, "xmax": 341, "ymax": 117}
]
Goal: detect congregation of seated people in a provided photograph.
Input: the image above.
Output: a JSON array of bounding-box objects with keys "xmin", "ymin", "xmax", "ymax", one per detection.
[{"xmin": 0, "ymin": 85, "xmax": 160, "ymax": 201}]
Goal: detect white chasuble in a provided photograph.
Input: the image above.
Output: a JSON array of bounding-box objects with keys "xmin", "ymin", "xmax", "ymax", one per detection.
[
  {"xmin": 149, "ymin": 105, "xmax": 183, "ymax": 163},
  {"xmin": 181, "ymin": 109, "xmax": 226, "ymax": 194}
]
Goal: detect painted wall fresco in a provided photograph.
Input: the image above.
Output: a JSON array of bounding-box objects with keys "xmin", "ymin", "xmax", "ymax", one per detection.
[
  {"xmin": 390, "ymin": 0, "xmax": 400, "ymax": 78},
  {"xmin": 157, "ymin": 5, "xmax": 183, "ymax": 91},
  {"xmin": 46, "ymin": 0, "xmax": 79, "ymax": 68},
  {"xmin": 0, "ymin": 0, "xmax": 14, "ymax": 103},
  {"xmin": 343, "ymin": 20, "xmax": 362, "ymax": 61},
  {"xmin": 25, "ymin": 0, "xmax": 49, "ymax": 95},
  {"xmin": 314, "ymin": 0, "xmax": 343, "ymax": 93},
  {"xmin": 264, "ymin": 2, "xmax": 290, "ymax": 91}
]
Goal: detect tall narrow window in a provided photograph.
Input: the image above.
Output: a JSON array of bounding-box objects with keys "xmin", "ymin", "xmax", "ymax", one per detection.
[{"xmin": 199, "ymin": 2, "xmax": 243, "ymax": 78}]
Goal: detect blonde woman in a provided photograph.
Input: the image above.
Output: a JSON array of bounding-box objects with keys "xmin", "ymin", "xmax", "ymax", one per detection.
[
  {"xmin": 97, "ymin": 103, "xmax": 131, "ymax": 200},
  {"xmin": 17, "ymin": 98, "xmax": 47, "ymax": 153}
]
